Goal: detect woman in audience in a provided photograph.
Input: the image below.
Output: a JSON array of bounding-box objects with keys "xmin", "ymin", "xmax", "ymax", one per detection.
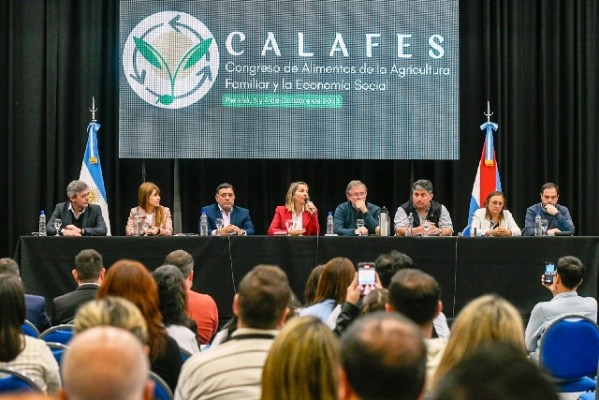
[
  {"xmin": 361, "ymin": 288, "xmax": 389, "ymax": 315},
  {"xmin": 431, "ymin": 294, "xmax": 526, "ymax": 389},
  {"xmin": 303, "ymin": 264, "xmax": 325, "ymax": 306},
  {"xmin": 125, "ymin": 182, "xmax": 173, "ymax": 236},
  {"xmin": 97, "ymin": 260, "xmax": 182, "ymax": 391},
  {"xmin": 261, "ymin": 316, "xmax": 339, "ymax": 400},
  {"xmin": 0, "ymin": 274, "xmax": 60, "ymax": 394},
  {"xmin": 470, "ymin": 191, "xmax": 521, "ymax": 236},
  {"xmin": 299, "ymin": 257, "xmax": 355, "ymax": 322},
  {"xmin": 152, "ymin": 265, "xmax": 200, "ymax": 354},
  {"xmin": 268, "ymin": 181, "xmax": 319, "ymax": 236}
]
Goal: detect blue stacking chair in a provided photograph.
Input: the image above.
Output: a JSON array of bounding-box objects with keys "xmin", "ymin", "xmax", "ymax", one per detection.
[
  {"xmin": 0, "ymin": 368, "xmax": 42, "ymax": 394},
  {"xmin": 21, "ymin": 320, "xmax": 40, "ymax": 338},
  {"xmin": 46, "ymin": 342, "xmax": 68, "ymax": 367},
  {"xmin": 539, "ymin": 314, "xmax": 599, "ymax": 393},
  {"xmin": 40, "ymin": 324, "xmax": 75, "ymax": 345},
  {"xmin": 149, "ymin": 371, "xmax": 173, "ymax": 400}
]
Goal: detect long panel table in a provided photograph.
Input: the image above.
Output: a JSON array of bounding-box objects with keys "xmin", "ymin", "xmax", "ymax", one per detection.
[{"xmin": 14, "ymin": 236, "xmax": 598, "ymax": 324}]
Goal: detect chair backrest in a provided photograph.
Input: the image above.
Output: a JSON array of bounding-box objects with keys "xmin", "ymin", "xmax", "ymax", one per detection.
[
  {"xmin": 21, "ymin": 320, "xmax": 40, "ymax": 338},
  {"xmin": 40, "ymin": 324, "xmax": 75, "ymax": 345},
  {"xmin": 540, "ymin": 314, "xmax": 599, "ymax": 379},
  {"xmin": 46, "ymin": 342, "xmax": 68, "ymax": 367},
  {"xmin": 149, "ymin": 371, "xmax": 173, "ymax": 400},
  {"xmin": 0, "ymin": 368, "xmax": 43, "ymax": 394}
]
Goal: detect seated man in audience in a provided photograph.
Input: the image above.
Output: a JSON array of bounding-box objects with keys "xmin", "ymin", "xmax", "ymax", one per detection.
[
  {"xmin": 522, "ymin": 182, "xmax": 575, "ymax": 236},
  {"xmin": 52, "ymin": 249, "xmax": 104, "ymax": 325},
  {"xmin": 164, "ymin": 249, "xmax": 219, "ymax": 344},
  {"xmin": 175, "ymin": 265, "xmax": 290, "ymax": 400},
  {"xmin": 525, "ymin": 255, "xmax": 597, "ymax": 361},
  {"xmin": 339, "ymin": 312, "xmax": 427, "ymax": 400},
  {"xmin": 47, "ymin": 180, "xmax": 107, "ymax": 236},
  {"xmin": 394, "ymin": 179, "xmax": 453, "ymax": 236},
  {"xmin": 200, "ymin": 182, "xmax": 254, "ymax": 236},
  {"xmin": 0, "ymin": 257, "xmax": 50, "ymax": 332},
  {"xmin": 334, "ymin": 180, "xmax": 381, "ymax": 236},
  {"xmin": 387, "ymin": 269, "xmax": 448, "ymax": 391},
  {"xmin": 58, "ymin": 326, "xmax": 153, "ymax": 400}
]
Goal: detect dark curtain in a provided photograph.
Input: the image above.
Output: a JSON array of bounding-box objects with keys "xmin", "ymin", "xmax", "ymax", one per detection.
[{"xmin": 1, "ymin": 0, "xmax": 598, "ymax": 256}]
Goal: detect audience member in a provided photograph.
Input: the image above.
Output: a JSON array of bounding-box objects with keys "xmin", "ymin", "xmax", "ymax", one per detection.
[
  {"xmin": 201, "ymin": 182, "xmax": 255, "ymax": 235},
  {"xmin": 97, "ymin": 259, "xmax": 182, "ymax": 392},
  {"xmin": 334, "ymin": 180, "xmax": 380, "ymax": 236},
  {"xmin": 261, "ymin": 316, "xmax": 339, "ymax": 400},
  {"xmin": 339, "ymin": 312, "xmax": 426, "ymax": 400},
  {"xmin": 470, "ymin": 191, "xmax": 521, "ymax": 236},
  {"xmin": 164, "ymin": 249, "xmax": 219, "ymax": 344},
  {"xmin": 374, "ymin": 250, "xmax": 414, "ymax": 288},
  {"xmin": 153, "ymin": 265, "xmax": 200, "ymax": 354},
  {"xmin": 523, "ymin": 182, "xmax": 575, "ymax": 236},
  {"xmin": 58, "ymin": 326, "xmax": 153, "ymax": 400},
  {"xmin": 299, "ymin": 257, "xmax": 355, "ymax": 322},
  {"xmin": 267, "ymin": 181, "xmax": 319, "ymax": 236},
  {"xmin": 0, "ymin": 257, "xmax": 51, "ymax": 332},
  {"xmin": 432, "ymin": 342, "xmax": 559, "ymax": 400},
  {"xmin": 525, "ymin": 255, "xmax": 597, "ymax": 361},
  {"xmin": 175, "ymin": 265, "xmax": 291, "ymax": 400},
  {"xmin": 303, "ymin": 264, "xmax": 325, "ymax": 306},
  {"xmin": 394, "ymin": 179, "xmax": 453, "ymax": 236},
  {"xmin": 47, "ymin": 180, "xmax": 107, "ymax": 236},
  {"xmin": 431, "ymin": 294, "xmax": 526, "ymax": 389},
  {"xmin": 125, "ymin": 182, "xmax": 173, "ymax": 236},
  {"xmin": 52, "ymin": 249, "xmax": 104, "ymax": 325},
  {"xmin": 361, "ymin": 288, "xmax": 389, "ymax": 314},
  {"xmin": 0, "ymin": 274, "xmax": 60, "ymax": 394}
]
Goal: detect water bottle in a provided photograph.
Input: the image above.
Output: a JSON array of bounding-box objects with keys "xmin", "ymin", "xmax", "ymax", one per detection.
[
  {"xmin": 406, "ymin": 213, "xmax": 414, "ymax": 236},
  {"xmin": 200, "ymin": 210, "xmax": 209, "ymax": 236},
  {"xmin": 379, "ymin": 206, "xmax": 390, "ymax": 236},
  {"xmin": 534, "ymin": 213, "xmax": 543, "ymax": 236},
  {"xmin": 133, "ymin": 211, "xmax": 140, "ymax": 236},
  {"xmin": 38, "ymin": 211, "xmax": 47, "ymax": 236},
  {"xmin": 326, "ymin": 211, "xmax": 335, "ymax": 235}
]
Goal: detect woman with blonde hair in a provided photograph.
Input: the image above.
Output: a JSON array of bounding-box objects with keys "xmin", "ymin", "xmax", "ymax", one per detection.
[
  {"xmin": 268, "ymin": 181, "xmax": 319, "ymax": 236},
  {"xmin": 431, "ymin": 294, "xmax": 526, "ymax": 389},
  {"xmin": 261, "ymin": 316, "xmax": 339, "ymax": 400},
  {"xmin": 126, "ymin": 182, "xmax": 173, "ymax": 236}
]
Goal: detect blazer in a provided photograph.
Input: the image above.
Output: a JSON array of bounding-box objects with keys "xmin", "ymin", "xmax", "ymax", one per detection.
[
  {"xmin": 52, "ymin": 283, "xmax": 99, "ymax": 325},
  {"xmin": 125, "ymin": 206, "xmax": 173, "ymax": 236},
  {"xmin": 26, "ymin": 294, "xmax": 51, "ymax": 333},
  {"xmin": 200, "ymin": 204, "xmax": 255, "ymax": 235},
  {"xmin": 47, "ymin": 202, "xmax": 107, "ymax": 236},
  {"xmin": 268, "ymin": 206, "xmax": 320, "ymax": 236},
  {"xmin": 470, "ymin": 208, "xmax": 521, "ymax": 236}
]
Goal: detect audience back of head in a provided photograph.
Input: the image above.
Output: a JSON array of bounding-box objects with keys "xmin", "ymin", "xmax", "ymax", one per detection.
[
  {"xmin": 374, "ymin": 251, "xmax": 414, "ymax": 288},
  {"xmin": 303, "ymin": 264, "xmax": 325, "ymax": 305},
  {"xmin": 152, "ymin": 264, "xmax": 189, "ymax": 327},
  {"xmin": 388, "ymin": 268, "xmax": 440, "ymax": 326},
  {"xmin": 556, "ymin": 255, "xmax": 585, "ymax": 289},
  {"xmin": 0, "ymin": 257, "xmax": 20, "ymax": 277},
  {"xmin": 164, "ymin": 249, "xmax": 194, "ymax": 279},
  {"xmin": 0, "ymin": 273, "xmax": 26, "ymax": 362},
  {"xmin": 74, "ymin": 249, "xmax": 103, "ymax": 282},
  {"xmin": 311, "ymin": 257, "xmax": 355, "ymax": 306}
]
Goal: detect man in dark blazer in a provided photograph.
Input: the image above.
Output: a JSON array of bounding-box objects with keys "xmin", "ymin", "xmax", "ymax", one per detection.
[
  {"xmin": 47, "ymin": 180, "xmax": 107, "ymax": 236},
  {"xmin": 200, "ymin": 182, "xmax": 255, "ymax": 235},
  {"xmin": 0, "ymin": 257, "xmax": 51, "ymax": 332},
  {"xmin": 52, "ymin": 249, "xmax": 105, "ymax": 325}
]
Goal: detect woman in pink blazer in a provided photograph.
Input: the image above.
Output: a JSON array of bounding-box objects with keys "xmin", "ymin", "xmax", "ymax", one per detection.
[
  {"xmin": 125, "ymin": 182, "xmax": 173, "ymax": 236},
  {"xmin": 268, "ymin": 181, "xmax": 320, "ymax": 236}
]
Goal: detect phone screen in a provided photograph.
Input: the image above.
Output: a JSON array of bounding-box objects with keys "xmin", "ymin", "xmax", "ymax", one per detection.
[
  {"xmin": 544, "ymin": 262, "xmax": 555, "ymax": 284},
  {"xmin": 358, "ymin": 268, "xmax": 376, "ymax": 286}
]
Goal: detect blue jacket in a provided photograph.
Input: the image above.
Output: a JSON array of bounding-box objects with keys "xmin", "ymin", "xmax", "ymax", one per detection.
[
  {"xmin": 200, "ymin": 204, "xmax": 255, "ymax": 235},
  {"xmin": 26, "ymin": 294, "xmax": 51, "ymax": 332},
  {"xmin": 333, "ymin": 201, "xmax": 380, "ymax": 236},
  {"xmin": 523, "ymin": 203, "xmax": 575, "ymax": 236}
]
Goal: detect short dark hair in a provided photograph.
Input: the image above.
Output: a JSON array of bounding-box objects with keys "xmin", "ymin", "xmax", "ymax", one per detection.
[
  {"xmin": 216, "ymin": 182, "xmax": 235, "ymax": 194},
  {"xmin": 237, "ymin": 265, "xmax": 290, "ymax": 329},
  {"xmin": 540, "ymin": 182, "xmax": 559, "ymax": 195},
  {"xmin": 433, "ymin": 342, "xmax": 559, "ymax": 400},
  {"xmin": 556, "ymin": 256, "xmax": 585, "ymax": 289},
  {"xmin": 412, "ymin": 179, "xmax": 433, "ymax": 194},
  {"xmin": 74, "ymin": 249, "xmax": 103, "ymax": 281},
  {"xmin": 341, "ymin": 312, "xmax": 426, "ymax": 400},
  {"xmin": 388, "ymin": 269, "xmax": 440, "ymax": 326},
  {"xmin": 0, "ymin": 258, "xmax": 20, "ymax": 277},
  {"xmin": 374, "ymin": 251, "xmax": 414, "ymax": 288},
  {"xmin": 164, "ymin": 250, "xmax": 194, "ymax": 279}
]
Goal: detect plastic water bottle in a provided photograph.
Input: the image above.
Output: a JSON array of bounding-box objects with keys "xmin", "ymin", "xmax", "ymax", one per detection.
[
  {"xmin": 133, "ymin": 211, "xmax": 140, "ymax": 236},
  {"xmin": 379, "ymin": 206, "xmax": 390, "ymax": 236},
  {"xmin": 406, "ymin": 213, "xmax": 414, "ymax": 236},
  {"xmin": 200, "ymin": 210, "xmax": 209, "ymax": 236},
  {"xmin": 326, "ymin": 211, "xmax": 335, "ymax": 235},
  {"xmin": 534, "ymin": 213, "xmax": 543, "ymax": 236},
  {"xmin": 38, "ymin": 211, "xmax": 47, "ymax": 236}
]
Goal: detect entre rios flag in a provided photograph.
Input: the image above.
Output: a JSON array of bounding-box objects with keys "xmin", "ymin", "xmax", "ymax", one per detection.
[{"xmin": 79, "ymin": 121, "xmax": 111, "ymax": 235}]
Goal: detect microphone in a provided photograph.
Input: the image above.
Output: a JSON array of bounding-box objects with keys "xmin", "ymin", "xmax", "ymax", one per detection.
[{"xmin": 306, "ymin": 197, "xmax": 316, "ymax": 215}]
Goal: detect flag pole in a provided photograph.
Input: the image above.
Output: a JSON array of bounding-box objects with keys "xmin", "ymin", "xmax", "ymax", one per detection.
[{"xmin": 89, "ymin": 96, "xmax": 98, "ymax": 122}]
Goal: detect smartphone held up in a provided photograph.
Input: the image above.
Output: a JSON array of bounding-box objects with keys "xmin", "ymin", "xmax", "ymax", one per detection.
[{"xmin": 543, "ymin": 261, "xmax": 555, "ymax": 284}]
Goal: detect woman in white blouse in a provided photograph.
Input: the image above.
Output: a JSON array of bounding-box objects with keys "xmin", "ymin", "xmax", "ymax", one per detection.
[{"xmin": 471, "ymin": 191, "xmax": 521, "ymax": 236}]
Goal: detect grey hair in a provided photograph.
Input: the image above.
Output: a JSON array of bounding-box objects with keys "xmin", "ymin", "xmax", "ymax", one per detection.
[
  {"xmin": 346, "ymin": 180, "xmax": 367, "ymax": 194},
  {"xmin": 412, "ymin": 180, "xmax": 433, "ymax": 194},
  {"xmin": 67, "ymin": 180, "xmax": 89, "ymax": 198}
]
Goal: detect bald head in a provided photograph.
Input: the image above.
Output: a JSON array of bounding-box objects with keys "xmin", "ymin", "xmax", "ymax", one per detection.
[{"xmin": 60, "ymin": 326, "xmax": 152, "ymax": 400}]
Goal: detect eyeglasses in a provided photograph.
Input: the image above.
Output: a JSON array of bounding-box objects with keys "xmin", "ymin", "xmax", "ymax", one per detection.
[{"xmin": 348, "ymin": 192, "xmax": 366, "ymax": 197}]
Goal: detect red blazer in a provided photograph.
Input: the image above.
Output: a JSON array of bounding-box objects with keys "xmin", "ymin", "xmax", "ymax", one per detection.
[{"xmin": 268, "ymin": 206, "xmax": 320, "ymax": 236}]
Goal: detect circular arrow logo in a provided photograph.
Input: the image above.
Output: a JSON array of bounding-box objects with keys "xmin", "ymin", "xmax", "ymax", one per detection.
[{"xmin": 123, "ymin": 11, "xmax": 219, "ymax": 109}]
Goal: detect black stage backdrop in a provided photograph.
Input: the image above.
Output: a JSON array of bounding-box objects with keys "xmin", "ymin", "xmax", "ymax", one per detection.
[{"xmin": 1, "ymin": 1, "xmax": 599, "ymax": 256}]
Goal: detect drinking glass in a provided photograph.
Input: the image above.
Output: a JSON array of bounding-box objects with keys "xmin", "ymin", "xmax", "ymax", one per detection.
[
  {"xmin": 285, "ymin": 220, "xmax": 294, "ymax": 234},
  {"xmin": 142, "ymin": 219, "xmax": 150, "ymax": 235},
  {"xmin": 356, "ymin": 219, "xmax": 365, "ymax": 235},
  {"xmin": 541, "ymin": 220, "xmax": 549, "ymax": 236},
  {"xmin": 53, "ymin": 219, "xmax": 62, "ymax": 236},
  {"xmin": 422, "ymin": 220, "xmax": 431, "ymax": 236},
  {"xmin": 215, "ymin": 218, "xmax": 224, "ymax": 234}
]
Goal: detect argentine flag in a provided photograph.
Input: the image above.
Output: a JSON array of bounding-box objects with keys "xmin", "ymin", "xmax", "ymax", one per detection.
[
  {"xmin": 79, "ymin": 121, "xmax": 111, "ymax": 235},
  {"xmin": 463, "ymin": 120, "xmax": 502, "ymax": 236}
]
